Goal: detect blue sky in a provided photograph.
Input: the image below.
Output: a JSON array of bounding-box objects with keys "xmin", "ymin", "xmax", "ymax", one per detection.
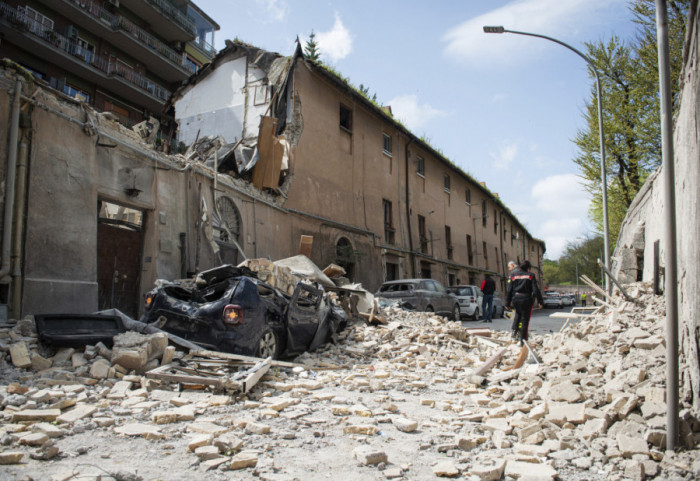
[{"xmin": 193, "ymin": 0, "xmax": 637, "ymax": 259}]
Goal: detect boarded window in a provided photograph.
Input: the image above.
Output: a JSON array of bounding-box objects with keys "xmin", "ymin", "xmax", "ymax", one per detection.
[
  {"xmin": 465, "ymin": 188, "xmax": 471, "ymax": 204},
  {"xmin": 444, "ymin": 174, "xmax": 451, "ymax": 192},
  {"xmin": 416, "ymin": 156, "xmax": 425, "ymax": 176}
]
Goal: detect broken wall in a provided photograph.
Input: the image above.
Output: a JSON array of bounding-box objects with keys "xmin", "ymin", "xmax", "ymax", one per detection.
[
  {"xmin": 612, "ymin": 3, "xmax": 700, "ymax": 415},
  {"xmin": 174, "ymin": 55, "xmax": 272, "ymax": 146}
]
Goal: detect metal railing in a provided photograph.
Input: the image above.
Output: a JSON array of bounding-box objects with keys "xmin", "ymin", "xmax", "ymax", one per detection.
[
  {"xmin": 0, "ymin": 2, "xmax": 171, "ymax": 101},
  {"xmin": 63, "ymin": 0, "xmax": 193, "ymax": 73},
  {"xmin": 193, "ymin": 36, "xmax": 216, "ymax": 56},
  {"xmin": 144, "ymin": 0, "xmax": 196, "ymax": 36}
]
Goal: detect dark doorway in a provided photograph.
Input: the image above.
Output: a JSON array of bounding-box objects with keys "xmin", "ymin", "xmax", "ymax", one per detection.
[
  {"xmin": 335, "ymin": 237, "xmax": 355, "ymax": 280},
  {"xmin": 420, "ymin": 261, "xmax": 431, "ymax": 279},
  {"xmin": 97, "ymin": 201, "xmax": 144, "ymax": 317},
  {"xmin": 385, "ymin": 262, "xmax": 398, "ymax": 281}
]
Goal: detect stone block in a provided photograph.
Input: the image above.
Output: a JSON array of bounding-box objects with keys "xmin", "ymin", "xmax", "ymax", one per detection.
[
  {"xmin": 344, "ymin": 424, "xmax": 379, "ymax": 435},
  {"xmin": 230, "ymin": 451, "xmax": 258, "ymax": 470},
  {"xmin": 19, "ymin": 432, "xmax": 49, "ymax": 446},
  {"xmin": 186, "ymin": 422, "xmax": 228, "ymax": 437},
  {"xmin": 188, "ymin": 434, "xmax": 213, "ymax": 452},
  {"xmin": 112, "ymin": 348, "xmax": 148, "ymax": 371},
  {"xmin": 114, "ymin": 423, "xmax": 163, "ymax": 440},
  {"xmin": 57, "ymin": 404, "xmax": 97, "ymax": 424},
  {"xmin": 90, "ymin": 359, "xmax": 111, "ymax": 379},
  {"xmin": 549, "ymin": 381, "xmax": 582, "ymax": 403},
  {"xmin": 0, "ymin": 452, "xmax": 24, "ymax": 464},
  {"xmin": 9, "ymin": 342, "xmax": 31, "ymax": 368},
  {"xmin": 433, "ymin": 461, "xmax": 459, "ymax": 477},
  {"xmin": 393, "ymin": 417, "xmax": 418, "ymax": 433},
  {"xmin": 195, "ymin": 445, "xmax": 221, "ymax": 461},
  {"xmin": 505, "ymin": 460, "xmax": 558, "ymax": 480},
  {"xmin": 32, "ymin": 422, "xmax": 65, "ymax": 438},
  {"xmin": 71, "ymin": 353, "xmax": 88, "ymax": 368},
  {"xmin": 12, "ymin": 409, "xmax": 60, "ymax": 422},
  {"xmin": 245, "ymin": 422, "xmax": 270, "ymax": 435},
  {"xmin": 616, "ymin": 433, "xmax": 649, "ymax": 457},
  {"xmin": 353, "ymin": 446, "xmax": 387, "ymax": 466},
  {"xmin": 469, "ymin": 459, "xmax": 506, "ymax": 481},
  {"xmin": 214, "ymin": 433, "xmax": 243, "ymax": 453},
  {"xmin": 161, "ymin": 345, "xmax": 175, "ymax": 365},
  {"xmin": 52, "ymin": 347, "xmax": 75, "ymax": 365},
  {"xmin": 31, "ymin": 353, "xmax": 52, "ymax": 371}
]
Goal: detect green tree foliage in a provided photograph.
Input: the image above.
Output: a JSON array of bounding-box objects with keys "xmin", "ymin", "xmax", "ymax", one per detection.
[
  {"xmin": 544, "ymin": 236, "xmax": 605, "ymax": 287},
  {"xmin": 304, "ymin": 31, "xmax": 321, "ymax": 62},
  {"xmin": 574, "ymin": 0, "xmax": 689, "ymax": 247}
]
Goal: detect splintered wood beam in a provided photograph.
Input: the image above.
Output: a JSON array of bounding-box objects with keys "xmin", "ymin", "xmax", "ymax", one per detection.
[
  {"xmin": 471, "ymin": 346, "xmax": 508, "ymax": 377},
  {"xmin": 503, "ymin": 345, "xmax": 529, "ymax": 371},
  {"xmin": 241, "ymin": 357, "xmax": 272, "ymax": 394},
  {"xmin": 190, "ymin": 349, "xmax": 303, "ymax": 369},
  {"xmin": 580, "ymin": 275, "xmax": 612, "ymax": 301}
]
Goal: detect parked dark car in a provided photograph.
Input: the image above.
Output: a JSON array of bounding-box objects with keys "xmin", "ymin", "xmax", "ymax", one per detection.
[
  {"xmin": 141, "ymin": 265, "xmax": 347, "ymax": 359},
  {"xmin": 375, "ymin": 279, "xmax": 460, "ymax": 320}
]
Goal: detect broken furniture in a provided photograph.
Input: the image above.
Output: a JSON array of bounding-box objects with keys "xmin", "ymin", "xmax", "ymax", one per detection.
[{"xmin": 34, "ymin": 313, "xmax": 126, "ymax": 347}]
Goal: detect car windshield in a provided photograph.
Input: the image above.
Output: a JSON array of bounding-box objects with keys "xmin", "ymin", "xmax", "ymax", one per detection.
[
  {"xmin": 379, "ymin": 283, "xmax": 414, "ymax": 293},
  {"xmin": 448, "ymin": 287, "xmax": 471, "ymax": 296}
]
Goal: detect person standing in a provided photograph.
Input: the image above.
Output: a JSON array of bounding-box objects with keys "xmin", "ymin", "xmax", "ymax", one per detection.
[
  {"xmin": 480, "ymin": 274, "xmax": 496, "ymax": 322},
  {"xmin": 581, "ymin": 292, "xmax": 587, "ymax": 307},
  {"xmin": 506, "ymin": 260, "xmax": 544, "ymax": 346}
]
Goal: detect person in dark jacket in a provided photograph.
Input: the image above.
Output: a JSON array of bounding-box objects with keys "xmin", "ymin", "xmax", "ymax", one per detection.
[
  {"xmin": 480, "ymin": 274, "xmax": 496, "ymax": 322},
  {"xmin": 505, "ymin": 260, "xmax": 544, "ymax": 345}
]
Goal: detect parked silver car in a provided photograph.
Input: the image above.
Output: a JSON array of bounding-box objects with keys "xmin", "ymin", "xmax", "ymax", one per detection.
[
  {"xmin": 375, "ymin": 279, "xmax": 460, "ymax": 320},
  {"xmin": 445, "ymin": 285, "xmax": 483, "ymax": 321}
]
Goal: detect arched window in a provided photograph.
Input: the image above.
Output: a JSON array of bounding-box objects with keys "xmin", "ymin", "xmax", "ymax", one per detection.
[
  {"xmin": 335, "ymin": 237, "xmax": 355, "ymax": 280},
  {"xmin": 213, "ymin": 196, "xmax": 242, "ymax": 264}
]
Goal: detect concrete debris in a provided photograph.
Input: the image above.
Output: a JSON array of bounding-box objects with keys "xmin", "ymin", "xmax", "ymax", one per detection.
[{"xmin": 0, "ymin": 282, "xmax": 697, "ymax": 480}]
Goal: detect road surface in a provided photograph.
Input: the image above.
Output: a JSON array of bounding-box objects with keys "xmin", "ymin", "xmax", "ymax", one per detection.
[{"xmin": 461, "ymin": 305, "xmax": 590, "ymax": 335}]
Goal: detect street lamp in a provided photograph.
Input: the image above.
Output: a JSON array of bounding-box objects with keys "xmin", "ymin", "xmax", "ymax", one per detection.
[{"xmin": 483, "ymin": 26, "xmax": 611, "ymax": 294}]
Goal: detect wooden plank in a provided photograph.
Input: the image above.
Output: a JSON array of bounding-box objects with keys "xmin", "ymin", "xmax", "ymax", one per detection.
[
  {"xmin": 261, "ymin": 136, "xmax": 285, "ymax": 189},
  {"xmin": 465, "ymin": 328, "xmax": 492, "ymax": 338},
  {"xmin": 549, "ymin": 312, "xmax": 598, "ymax": 319},
  {"xmin": 241, "ymin": 357, "xmax": 272, "ymax": 394},
  {"xmin": 252, "ymin": 116, "xmax": 278, "ymax": 189},
  {"xmin": 145, "ymin": 364, "xmax": 233, "ymax": 390},
  {"xmin": 190, "ymin": 349, "xmax": 304, "ymax": 369},
  {"xmin": 298, "ymin": 235, "xmax": 313, "ymax": 257},
  {"xmin": 503, "ymin": 345, "xmax": 529, "ymax": 371},
  {"xmin": 473, "ymin": 335, "xmax": 499, "ymax": 349},
  {"xmin": 592, "ymin": 295, "xmax": 614, "ymax": 309},
  {"xmin": 472, "ymin": 346, "xmax": 508, "ymax": 377},
  {"xmin": 580, "ymin": 274, "xmax": 611, "ymax": 301}
]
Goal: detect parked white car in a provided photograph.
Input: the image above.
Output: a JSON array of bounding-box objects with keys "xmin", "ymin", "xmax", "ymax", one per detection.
[
  {"xmin": 543, "ymin": 292, "xmax": 563, "ymax": 308},
  {"xmin": 446, "ymin": 285, "xmax": 483, "ymax": 320}
]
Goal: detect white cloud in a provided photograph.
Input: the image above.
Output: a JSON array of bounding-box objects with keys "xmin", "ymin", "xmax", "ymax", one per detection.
[
  {"xmin": 529, "ymin": 173, "xmax": 591, "ymax": 258},
  {"xmin": 255, "ymin": 0, "xmax": 288, "ymax": 22},
  {"xmin": 386, "ymin": 94, "xmax": 446, "ymax": 131},
  {"xmin": 317, "ymin": 14, "xmax": 353, "ymax": 63},
  {"xmin": 442, "ymin": 0, "xmax": 625, "ymax": 66},
  {"xmin": 489, "ymin": 142, "xmax": 518, "ymax": 171}
]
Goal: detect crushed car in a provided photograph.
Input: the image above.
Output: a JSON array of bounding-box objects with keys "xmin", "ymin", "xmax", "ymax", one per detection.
[{"xmin": 140, "ymin": 265, "xmax": 347, "ymax": 359}]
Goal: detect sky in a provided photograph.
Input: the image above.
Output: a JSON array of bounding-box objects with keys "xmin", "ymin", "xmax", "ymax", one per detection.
[{"xmin": 193, "ymin": 0, "xmax": 638, "ymax": 259}]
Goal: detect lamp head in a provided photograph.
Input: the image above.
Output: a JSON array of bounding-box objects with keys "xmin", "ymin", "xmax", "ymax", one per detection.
[{"xmin": 483, "ymin": 26, "xmax": 505, "ymax": 34}]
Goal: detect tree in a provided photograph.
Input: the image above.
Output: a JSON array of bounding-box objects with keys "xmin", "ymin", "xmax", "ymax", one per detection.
[
  {"xmin": 574, "ymin": 0, "xmax": 689, "ymax": 246},
  {"xmin": 304, "ymin": 31, "xmax": 321, "ymax": 62}
]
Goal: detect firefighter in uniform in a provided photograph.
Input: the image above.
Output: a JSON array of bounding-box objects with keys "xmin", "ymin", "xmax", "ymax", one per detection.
[{"xmin": 505, "ymin": 260, "xmax": 544, "ymax": 346}]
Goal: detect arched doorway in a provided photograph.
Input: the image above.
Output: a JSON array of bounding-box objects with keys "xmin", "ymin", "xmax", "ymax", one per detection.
[
  {"xmin": 213, "ymin": 196, "xmax": 243, "ymax": 264},
  {"xmin": 335, "ymin": 237, "xmax": 355, "ymax": 280}
]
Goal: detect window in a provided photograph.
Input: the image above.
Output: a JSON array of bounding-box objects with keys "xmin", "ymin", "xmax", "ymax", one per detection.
[
  {"xmin": 339, "ymin": 104, "xmax": 352, "ymax": 131},
  {"xmin": 467, "ymin": 235, "xmax": 473, "ymax": 265},
  {"xmin": 448, "ymin": 273, "xmax": 456, "ymax": 286},
  {"xmin": 385, "ymin": 262, "xmax": 398, "ymax": 281},
  {"xmin": 382, "ymin": 133, "xmax": 392, "ymax": 156},
  {"xmin": 416, "ymin": 156, "xmax": 425, "ymax": 176},
  {"xmin": 483, "ymin": 242, "xmax": 489, "ymax": 269},
  {"xmin": 63, "ymin": 84, "xmax": 89, "ymax": 103},
  {"xmin": 531, "ymin": 245, "xmax": 535, "ymax": 252},
  {"xmin": 445, "ymin": 225, "xmax": 453, "ymax": 260},
  {"xmin": 254, "ymin": 84, "xmax": 268, "ymax": 105},
  {"xmin": 22, "ymin": 6, "xmax": 54, "ymax": 35},
  {"xmin": 444, "ymin": 174, "xmax": 451, "ymax": 192},
  {"xmin": 465, "ymin": 188, "xmax": 471, "ymax": 204},
  {"xmin": 383, "ymin": 199, "xmax": 395, "ymax": 245},
  {"xmin": 418, "ymin": 215, "xmax": 428, "ymax": 254},
  {"xmin": 494, "ymin": 209, "xmax": 498, "ymax": 234},
  {"xmin": 504, "ymin": 223, "xmax": 507, "ymax": 240},
  {"xmin": 482, "ymin": 201, "xmax": 487, "ymax": 227},
  {"xmin": 495, "ymin": 247, "xmax": 500, "ymax": 271}
]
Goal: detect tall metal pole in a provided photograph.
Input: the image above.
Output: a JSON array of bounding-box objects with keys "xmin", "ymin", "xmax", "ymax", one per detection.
[
  {"xmin": 655, "ymin": 0, "xmax": 679, "ymax": 451},
  {"xmin": 483, "ymin": 27, "xmax": 611, "ymax": 294}
]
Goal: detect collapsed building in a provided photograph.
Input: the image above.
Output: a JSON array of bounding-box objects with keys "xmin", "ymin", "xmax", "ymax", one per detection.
[{"xmin": 0, "ymin": 38, "xmax": 545, "ymax": 322}]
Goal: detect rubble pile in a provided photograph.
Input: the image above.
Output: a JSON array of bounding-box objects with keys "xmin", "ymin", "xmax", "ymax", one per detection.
[{"xmin": 0, "ymin": 283, "xmax": 698, "ymax": 480}]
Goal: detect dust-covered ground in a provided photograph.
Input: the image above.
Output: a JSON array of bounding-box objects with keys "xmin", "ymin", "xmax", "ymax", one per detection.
[{"xmin": 1, "ymin": 282, "xmax": 699, "ymax": 481}]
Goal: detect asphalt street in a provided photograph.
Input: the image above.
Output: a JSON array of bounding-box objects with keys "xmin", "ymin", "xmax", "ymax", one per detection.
[{"xmin": 461, "ymin": 305, "xmax": 585, "ymax": 335}]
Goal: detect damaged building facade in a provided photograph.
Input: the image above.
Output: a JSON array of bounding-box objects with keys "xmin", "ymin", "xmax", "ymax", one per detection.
[
  {"xmin": 0, "ymin": 40, "xmax": 543, "ymax": 321},
  {"xmin": 171, "ymin": 41, "xmax": 545, "ymax": 292}
]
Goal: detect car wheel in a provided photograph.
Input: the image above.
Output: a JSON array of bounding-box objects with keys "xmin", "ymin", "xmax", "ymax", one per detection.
[
  {"xmin": 452, "ymin": 304, "xmax": 460, "ymax": 321},
  {"xmin": 256, "ymin": 329, "xmax": 279, "ymax": 359},
  {"xmin": 499, "ymin": 307, "xmax": 504, "ymax": 318},
  {"xmin": 471, "ymin": 307, "xmax": 480, "ymax": 321}
]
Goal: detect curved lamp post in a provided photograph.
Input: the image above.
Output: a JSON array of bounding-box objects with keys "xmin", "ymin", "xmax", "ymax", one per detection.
[{"xmin": 483, "ymin": 26, "xmax": 611, "ymax": 294}]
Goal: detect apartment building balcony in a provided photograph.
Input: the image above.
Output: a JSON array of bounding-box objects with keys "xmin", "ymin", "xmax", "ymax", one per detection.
[
  {"xmin": 41, "ymin": 0, "xmax": 196, "ymax": 81},
  {"xmin": 0, "ymin": 4, "xmax": 170, "ymax": 111},
  {"xmin": 120, "ymin": 0, "xmax": 196, "ymax": 42}
]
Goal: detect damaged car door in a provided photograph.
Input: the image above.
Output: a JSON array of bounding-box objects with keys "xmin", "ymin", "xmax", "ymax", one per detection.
[{"xmin": 285, "ymin": 283, "xmax": 330, "ymax": 355}]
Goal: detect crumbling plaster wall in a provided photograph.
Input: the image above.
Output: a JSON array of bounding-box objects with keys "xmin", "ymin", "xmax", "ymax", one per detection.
[
  {"xmin": 612, "ymin": 3, "xmax": 700, "ymax": 415},
  {"xmin": 174, "ymin": 56, "xmax": 271, "ymax": 147}
]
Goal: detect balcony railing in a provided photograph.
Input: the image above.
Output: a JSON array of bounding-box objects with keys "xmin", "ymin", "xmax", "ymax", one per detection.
[
  {"xmin": 192, "ymin": 37, "xmax": 216, "ymax": 56},
  {"xmin": 64, "ymin": 0, "xmax": 195, "ymax": 74},
  {"xmin": 0, "ymin": 2, "xmax": 171, "ymax": 101},
  {"xmin": 144, "ymin": 0, "xmax": 196, "ymax": 37}
]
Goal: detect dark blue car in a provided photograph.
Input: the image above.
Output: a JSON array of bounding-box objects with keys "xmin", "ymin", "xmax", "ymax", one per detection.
[{"xmin": 141, "ymin": 265, "xmax": 346, "ymax": 359}]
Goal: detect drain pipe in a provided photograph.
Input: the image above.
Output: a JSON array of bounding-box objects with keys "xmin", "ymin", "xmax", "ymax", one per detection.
[
  {"xmin": 404, "ymin": 137, "xmax": 415, "ymax": 278},
  {"xmin": 0, "ymin": 78, "xmax": 22, "ymax": 282},
  {"xmin": 10, "ymin": 140, "xmax": 28, "ymax": 319}
]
